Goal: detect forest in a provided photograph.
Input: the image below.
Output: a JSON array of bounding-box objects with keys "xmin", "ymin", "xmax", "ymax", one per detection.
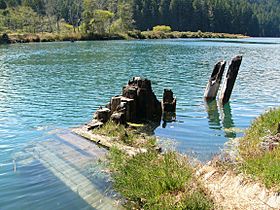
[{"xmin": 0, "ymin": 0, "xmax": 279, "ymax": 37}]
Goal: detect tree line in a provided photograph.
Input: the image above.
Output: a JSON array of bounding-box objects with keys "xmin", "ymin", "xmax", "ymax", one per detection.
[{"xmin": 0, "ymin": 0, "xmax": 279, "ymax": 37}]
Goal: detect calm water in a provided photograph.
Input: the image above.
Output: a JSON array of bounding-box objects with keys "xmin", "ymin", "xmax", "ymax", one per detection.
[{"xmin": 1, "ymin": 38, "xmax": 280, "ymax": 209}]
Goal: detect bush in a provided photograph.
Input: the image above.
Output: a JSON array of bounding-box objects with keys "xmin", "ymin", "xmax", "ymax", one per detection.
[{"xmin": 152, "ymin": 25, "xmax": 172, "ymax": 32}]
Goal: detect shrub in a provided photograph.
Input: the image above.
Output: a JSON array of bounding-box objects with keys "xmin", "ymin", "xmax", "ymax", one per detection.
[{"xmin": 152, "ymin": 25, "xmax": 172, "ymax": 33}]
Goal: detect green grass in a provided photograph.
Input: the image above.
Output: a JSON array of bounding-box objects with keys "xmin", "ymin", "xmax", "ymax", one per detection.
[
  {"xmin": 239, "ymin": 108, "xmax": 280, "ymax": 189},
  {"xmin": 108, "ymin": 148, "xmax": 213, "ymax": 209},
  {"xmin": 93, "ymin": 121, "xmax": 156, "ymax": 148},
  {"xmin": 129, "ymin": 30, "xmax": 248, "ymax": 40},
  {"xmin": 2, "ymin": 29, "xmax": 248, "ymax": 45}
]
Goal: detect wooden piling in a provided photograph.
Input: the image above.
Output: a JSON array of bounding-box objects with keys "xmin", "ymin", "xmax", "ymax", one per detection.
[
  {"xmin": 204, "ymin": 61, "xmax": 226, "ymax": 101},
  {"xmin": 219, "ymin": 56, "xmax": 243, "ymax": 105}
]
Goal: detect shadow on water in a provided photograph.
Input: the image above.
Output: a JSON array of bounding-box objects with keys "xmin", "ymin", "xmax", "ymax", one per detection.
[{"xmin": 205, "ymin": 100, "xmax": 237, "ymax": 138}]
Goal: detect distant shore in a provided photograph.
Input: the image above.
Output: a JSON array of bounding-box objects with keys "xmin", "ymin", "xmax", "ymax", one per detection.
[{"xmin": 0, "ymin": 31, "xmax": 248, "ymax": 45}]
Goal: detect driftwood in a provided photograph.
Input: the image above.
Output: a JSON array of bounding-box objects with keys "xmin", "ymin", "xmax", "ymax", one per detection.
[
  {"xmin": 204, "ymin": 61, "xmax": 226, "ymax": 101},
  {"xmin": 219, "ymin": 56, "xmax": 243, "ymax": 105}
]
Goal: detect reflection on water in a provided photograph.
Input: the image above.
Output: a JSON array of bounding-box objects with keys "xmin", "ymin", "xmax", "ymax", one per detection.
[
  {"xmin": 162, "ymin": 112, "xmax": 176, "ymax": 128},
  {"xmin": 205, "ymin": 100, "xmax": 221, "ymax": 130},
  {"xmin": 205, "ymin": 100, "xmax": 236, "ymax": 138},
  {"xmin": 221, "ymin": 103, "xmax": 236, "ymax": 138},
  {"xmin": 1, "ymin": 38, "xmax": 280, "ymax": 209}
]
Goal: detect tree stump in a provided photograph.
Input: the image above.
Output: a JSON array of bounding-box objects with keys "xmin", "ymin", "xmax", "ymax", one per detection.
[
  {"xmin": 110, "ymin": 96, "xmax": 122, "ymax": 113},
  {"xmin": 0, "ymin": 33, "xmax": 10, "ymax": 44},
  {"xmin": 111, "ymin": 112, "xmax": 126, "ymax": 125},
  {"xmin": 219, "ymin": 56, "xmax": 243, "ymax": 105},
  {"xmin": 121, "ymin": 97, "xmax": 136, "ymax": 122},
  {"xmin": 162, "ymin": 89, "xmax": 176, "ymax": 113},
  {"xmin": 94, "ymin": 108, "xmax": 111, "ymax": 123},
  {"xmin": 204, "ymin": 61, "xmax": 226, "ymax": 101},
  {"xmin": 122, "ymin": 77, "xmax": 161, "ymax": 122}
]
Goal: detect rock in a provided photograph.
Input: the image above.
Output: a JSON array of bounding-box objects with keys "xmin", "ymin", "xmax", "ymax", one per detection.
[{"xmin": 259, "ymin": 133, "xmax": 280, "ymax": 151}]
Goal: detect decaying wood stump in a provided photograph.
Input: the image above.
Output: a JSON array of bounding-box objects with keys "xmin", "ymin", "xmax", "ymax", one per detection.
[
  {"xmin": 162, "ymin": 89, "xmax": 176, "ymax": 113},
  {"xmin": 111, "ymin": 112, "xmax": 126, "ymax": 125},
  {"xmin": 87, "ymin": 77, "xmax": 176, "ymax": 129},
  {"xmin": 0, "ymin": 33, "xmax": 10, "ymax": 44},
  {"xmin": 122, "ymin": 77, "xmax": 162, "ymax": 122},
  {"xmin": 94, "ymin": 108, "xmax": 111, "ymax": 123},
  {"xmin": 219, "ymin": 56, "xmax": 243, "ymax": 105},
  {"xmin": 204, "ymin": 61, "xmax": 226, "ymax": 101}
]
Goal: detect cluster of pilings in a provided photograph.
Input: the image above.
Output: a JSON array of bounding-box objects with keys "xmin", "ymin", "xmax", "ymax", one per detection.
[
  {"xmin": 86, "ymin": 77, "xmax": 176, "ymax": 131},
  {"xmin": 204, "ymin": 55, "xmax": 243, "ymax": 105}
]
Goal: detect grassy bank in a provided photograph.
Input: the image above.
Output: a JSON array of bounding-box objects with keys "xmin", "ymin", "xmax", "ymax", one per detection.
[
  {"xmin": 129, "ymin": 30, "xmax": 248, "ymax": 39},
  {"xmin": 91, "ymin": 121, "xmax": 213, "ymax": 209},
  {"xmin": 92, "ymin": 121, "xmax": 157, "ymax": 148},
  {"xmin": 238, "ymin": 108, "xmax": 280, "ymax": 189},
  {"xmin": 1, "ymin": 30, "xmax": 248, "ymax": 44},
  {"xmin": 1, "ymin": 32, "xmax": 127, "ymax": 44},
  {"xmin": 109, "ymin": 148, "xmax": 213, "ymax": 209}
]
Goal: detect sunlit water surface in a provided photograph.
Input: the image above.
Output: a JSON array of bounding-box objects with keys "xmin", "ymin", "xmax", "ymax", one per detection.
[{"xmin": 0, "ymin": 38, "xmax": 280, "ymax": 209}]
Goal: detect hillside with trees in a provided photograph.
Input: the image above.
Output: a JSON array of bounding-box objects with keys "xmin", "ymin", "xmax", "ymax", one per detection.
[{"xmin": 0, "ymin": 0, "xmax": 279, "ymax": 37}]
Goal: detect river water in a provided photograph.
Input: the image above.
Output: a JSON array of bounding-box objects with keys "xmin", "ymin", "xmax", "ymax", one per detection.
[{"xmin": 0, "ymin": 38, "xmax": 280, "ymax": 209}]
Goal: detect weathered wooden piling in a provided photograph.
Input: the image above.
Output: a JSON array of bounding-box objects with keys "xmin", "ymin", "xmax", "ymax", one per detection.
[
  {"xmin": 94, "ymin": 108, "xmax": 111, "ymax": 123},
  {"xmin": 204, "ymin": 61, "xmax": 226, "ymax": 101},
  {"xmin": 219, "ymin": 56, "xmax": 243, "ymax": 105},
  {"xmin": 162, "ymin": 89, "xmax": 176, "ymax": 113}
]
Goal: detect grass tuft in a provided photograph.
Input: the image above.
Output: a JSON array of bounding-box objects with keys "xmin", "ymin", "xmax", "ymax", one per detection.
[
  {"xmin": 239, "ymin": 108, "xmax": 280, "ymax": 189},
  {"xmin": 108, "ymin": 148, "xmax": 213, "ymax": 209},
  {"xmin": 93, "ymin": 121, "xmax": 156, "ymax": 148}
]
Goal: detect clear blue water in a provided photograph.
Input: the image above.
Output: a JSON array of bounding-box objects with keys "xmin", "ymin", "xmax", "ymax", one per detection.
[{"xmin": 1, "ymin": 38, "xmax": 280, "ymax": 209}]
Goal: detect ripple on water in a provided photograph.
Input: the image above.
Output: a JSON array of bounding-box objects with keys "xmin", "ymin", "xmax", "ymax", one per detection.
[{"xmin": 0, "ymin": 38, "xmax": 280, "ymax": 209}]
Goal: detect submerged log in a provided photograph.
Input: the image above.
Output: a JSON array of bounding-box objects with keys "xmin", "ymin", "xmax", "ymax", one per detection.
[
  {"xmin": 219, "ymin": 56, "xmax": 243, "ymax": 105},
  {"xmin": 204, "ymin": 61, "xmax": 226, "ymax": 101}
]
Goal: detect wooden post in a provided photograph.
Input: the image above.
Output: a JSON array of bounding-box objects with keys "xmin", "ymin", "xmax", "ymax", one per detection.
[
  {"xmin": 219, "ymin": 56, "xmax": 243, "ymax": 105},
  {"xmin": 204, "ymin": 61, "xmax": 226, "ymax": 101},
  {"xmin": 110, "ymin": 96, "xmax": 122, "ymax": 113},
  {"xmin": 162, "ymin": 89, "xmax": 176, "ymax": 113},
  {"xmin": 94, "ymin": 108, "xmax": 111, "ymax": 123}
]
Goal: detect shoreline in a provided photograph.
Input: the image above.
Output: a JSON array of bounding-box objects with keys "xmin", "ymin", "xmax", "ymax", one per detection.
[
  {"xmin": 0, "ymin": 31, "xmax": 249, "ymax": 45},
  {"xmin": 72, "ymin": 123, "xmax": 280, "ymax": 209}
]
